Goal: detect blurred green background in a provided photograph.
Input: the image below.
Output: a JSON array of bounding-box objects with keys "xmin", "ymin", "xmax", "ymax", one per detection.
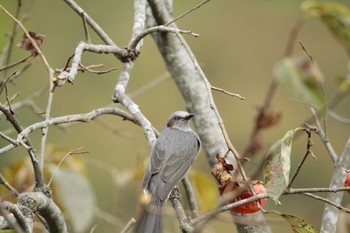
[{"xmin": 1, "ymin": 0, "xmax": 350, "ymax": 232}]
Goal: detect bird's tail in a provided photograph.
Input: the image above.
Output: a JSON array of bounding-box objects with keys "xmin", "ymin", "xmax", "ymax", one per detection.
[{"xmin": 135, "ymin": 197, "xmax": 164, "ymax": 233}]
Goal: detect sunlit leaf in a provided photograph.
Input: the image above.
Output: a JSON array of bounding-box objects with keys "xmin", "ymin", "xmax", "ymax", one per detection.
[
  {"xmin": 264, "ymin": 128, "xmax": 303, "ymax": 204},
  {"xmin": 50, "ymin": 166, "xmax": 96, "ymax": 233},
  {"xmin": 0, "ymin": 230, "xmax": 17, "ymax": 233},
  {"xmin": 274, "ymin": 56, "xmax": 324, "ymax": 109},
  {"xmin": 301, "ymin": 1, "xmax": 350, "ymax": 54},
  {"xmin": 189, "ymin": 169, "xmax": 218, "ymax": 211}
]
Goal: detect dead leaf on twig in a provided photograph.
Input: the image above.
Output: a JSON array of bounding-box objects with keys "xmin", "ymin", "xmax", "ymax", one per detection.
[
  {"xmin": 17, "ymin": 31, "xmax": 46, "ymax": 56},
  {"xmin": 216, "ymin": 153, "xmax": 234, "ymax": 172}
]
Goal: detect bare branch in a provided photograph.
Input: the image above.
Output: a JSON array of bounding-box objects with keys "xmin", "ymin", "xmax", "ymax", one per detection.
[
  {"xmin": 0, "ymin": 55, "xmax": 32, "ymax": 72},
  {"xmin": 15, "ymin": 107, "xmax": 137, "ymax": 143},
  {"xmin": 128, "ymin": 25, "xmax": 199, "ymax": 50},
  {"xmin": 59, "ymin": 42, "xmax": 127, "ymax": 85},
  {"xmin": 111, "ymin": 63, "xmax": 156, "ymax": 148}
]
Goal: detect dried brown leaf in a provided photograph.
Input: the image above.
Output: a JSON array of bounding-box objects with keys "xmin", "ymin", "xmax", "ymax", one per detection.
[{"xmin": 17, "ymin": 31, "xmax": 46, "ymax": 56}]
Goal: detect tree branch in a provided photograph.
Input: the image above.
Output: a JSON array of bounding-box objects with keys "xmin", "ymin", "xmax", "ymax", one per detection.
[
  {"xmin": 18, "ymin": 192, "xmax": 67, "ymax": 233},
  {"xmin": 320, "ymin": 137, "xmax": 350, "ymax": 233}
]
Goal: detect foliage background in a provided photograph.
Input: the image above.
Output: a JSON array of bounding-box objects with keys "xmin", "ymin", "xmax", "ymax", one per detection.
[{"xmin": 1, "ymin": 0, "xmax": 350, "ymax": 232}]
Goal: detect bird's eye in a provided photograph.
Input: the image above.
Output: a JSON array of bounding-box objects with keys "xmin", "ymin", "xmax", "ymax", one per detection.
[{"xmin": 173, "ymin": 116, "xmax": 179, "ymax": 120}]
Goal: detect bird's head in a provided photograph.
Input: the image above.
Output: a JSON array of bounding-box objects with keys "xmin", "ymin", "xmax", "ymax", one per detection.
[{"xmin": 166, "ymin": 111, "xmax": 195, "ymax": 131}]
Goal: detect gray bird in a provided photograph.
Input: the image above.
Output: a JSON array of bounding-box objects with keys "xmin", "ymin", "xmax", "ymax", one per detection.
[{"xmin": 135, "ymin": 111, "xmax": 201, "ymax": 233}]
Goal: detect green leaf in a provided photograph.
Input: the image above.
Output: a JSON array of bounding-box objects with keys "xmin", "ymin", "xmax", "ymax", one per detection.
[
  {"xmin": 0, "ymin": 230, "xmax": 17, "ymax": 233},
  {"xmin": 268, "ymin": 211, "xmax": 318, "ymax": 233},
  {"xmin": 50, "ymin": 166, "xmax": 96, "ymax": 233},
  {"xmin": 264, "ymin": 128, "xmax": 303, "ymax": 203},
  {"xmin": 274, "ymin": 57, "xmax": 324, "ymax": 109},
  {"xmin": 301, "ymin": 1, "xmax": 350, "ymax": 54}
]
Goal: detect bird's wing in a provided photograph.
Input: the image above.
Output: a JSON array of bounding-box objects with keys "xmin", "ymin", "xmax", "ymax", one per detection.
[
  {"xmin": 142, "ymin": 143, "xmax": 167, "ymax": 191},
  {"xmin": 157, "ymin": 130, "xmax": 200, "ymax": 200}
]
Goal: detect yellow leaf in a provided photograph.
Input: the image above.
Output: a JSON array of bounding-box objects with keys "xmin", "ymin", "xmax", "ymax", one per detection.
[
  {"xmin": 189, "ymin": 169, "xmax": 218, "ymax": 212},
  {"xmin": 301, "ymin": 1, "xmax": 350, "ymax": 54}
]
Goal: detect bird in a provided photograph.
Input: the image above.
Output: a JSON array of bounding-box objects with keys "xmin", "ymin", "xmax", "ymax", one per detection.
[{"xmin": 135, "ymin": 111, "xmax": 201, "ymax": 233}]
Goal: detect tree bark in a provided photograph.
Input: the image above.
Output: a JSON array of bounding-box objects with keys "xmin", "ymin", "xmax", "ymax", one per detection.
[{"xmin": 320, "ymin": 137, "xmax": 350, "ymax": 233}]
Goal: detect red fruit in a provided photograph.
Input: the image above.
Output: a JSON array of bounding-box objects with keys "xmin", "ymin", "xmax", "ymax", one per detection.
[
  {"xmin": 344, "ymin": 172, "xmax": 350, "ymax": 194},
  {"xmin": 223, "ymin": 181, "xmax": 267, "ymax": 214}
]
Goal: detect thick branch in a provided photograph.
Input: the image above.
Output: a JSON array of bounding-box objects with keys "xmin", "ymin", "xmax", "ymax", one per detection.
[
  {"xmin": 320, "ymin": 137, "xmax": 350, "ymax": 233},
  {"xmin": 18, "ymin": 192, "xmax": 67, "ymax": 233}
]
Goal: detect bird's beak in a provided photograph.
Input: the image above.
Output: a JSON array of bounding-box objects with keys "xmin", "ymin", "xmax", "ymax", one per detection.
[{"xmin": 184, "ymin": 114, "xmax": 195, "ymax": 120}]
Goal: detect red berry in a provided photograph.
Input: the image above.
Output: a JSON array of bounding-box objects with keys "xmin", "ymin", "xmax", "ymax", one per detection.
[
  {"xmin": 223, "ymin": 180, "xmax": 267, "ymax": 214},
  {"xmin": 344, "ymin": 172, "xmax": 350, "ymax": 194}
]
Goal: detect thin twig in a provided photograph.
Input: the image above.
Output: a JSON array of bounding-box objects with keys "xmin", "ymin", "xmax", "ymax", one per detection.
[
  {"xmin": 287, "ymin": 128, "xmax": 316, "ymax": 189},
  {"xmin": 192, "ymin": 193, "xmax": 268, "ymax": 227},
  {"xmin": 79, "ymin": 63, "xmax": 117, "ymax": 74},
  {"xmin": 0, "ymin": 55, "xmax": 32, "ymax": 72},
  {"xmin": 39, "ymin": 78, "xmax": 55, "ymax": 173},
  {"xmin": 211, "ymin": 86, "xmax": 245, "ymax": 100},
  {"xmin": 0, "ymin": 71, "xmax": 19, "ymax": 95},
  {"xmin": 302, "ymin": 192, "xmax": 350, "ymax": 214},
  {"xmin": 329, "ymin": 110, "xmax": 350, "ymax": 124},
  {"xmin": 298, "ymin": 41, "xmax": 328, "ymax": 137},
  {"xmin": 128, "ymin": 72, "xmax": 170, "ymax": 99},
  {"xmin": 165, "ymin": 0, "xmax": 211, "ymax": 26},
  {"xmin": 47, "ymin": 147, "xmax": 89, "ymax": 186},
  {"xmin": 81, "ymin": 12, "xmax": 91, "ymax": 43},
  {"xmin": 120, "ymin": 218, "xmax": 136, "ymax": 233},
  {"xmin": 287, "ymin": 187, "xmax": 350, "ymax": 194}
]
